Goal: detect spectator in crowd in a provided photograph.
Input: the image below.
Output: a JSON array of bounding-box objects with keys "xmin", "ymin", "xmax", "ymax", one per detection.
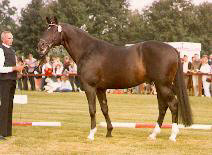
[
  {"xmin": 41, "ymin": 56, "xmax": 52, "ymax": 90},
  {"xmin": 44, "ymin": 77, "xmax": 61, "ymax": 93},
  {"xmin": 55, "ymin": 74, "xmax": 72, "ymax": 92},
  {"xmin": 25, "ymin": 53, "xmax": 37, "ymax": 90},
  {"xmin": 44, "ymin": 74, "xmax": 72, "ymax": 93},
  {"xmin": 52, "ymin": 56, "xmax": 62, "ymax": 82},
  {"xmin": 16, "ymin": 56, "xmax": 24, "ymax": 90},
  {"xmin": 68, "ymin": 58, "xmax": 77, "ymax": 92},
  {"xmin": 209, "ymin": 54, "xmax": 212, "ymax": 65},
  {"xmin": 63, "ymin": 56, "xmax": 70, "ymax": 72},
  {"xmin": 200, "ymin": 55, "xmax": 211, "ymax": 97},
  {"xmin": 182, "ymin": 55, "xmax": 192, "ymax": 88},
  {"xmin": 34, "ymin": 60, "xmax": 42, "ymax": 91},
  {"xmin": 208, "ymin": 57, "xmax": 212, "ymax": 96},
  {"xmin": 22, "ymin": 58, "xmax": 29, "ymax": 90},
  {"xmin": 53, "ymin": 57, "xmax": 63, "ymax": 82},
  {"xmin": 191, "ymin": 54, "xmax": 201, "ymax": 96}
]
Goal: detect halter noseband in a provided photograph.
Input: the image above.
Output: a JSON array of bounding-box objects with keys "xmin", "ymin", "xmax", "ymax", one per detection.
[{"xmin": 48, "ymin": 23, "xmax": 62, "ymax": 32}]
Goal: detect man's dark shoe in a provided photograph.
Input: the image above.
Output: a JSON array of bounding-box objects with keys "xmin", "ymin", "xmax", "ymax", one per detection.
[{"xmin": 0, "ymin": 135, "xmax": 6, "ymax": 140}]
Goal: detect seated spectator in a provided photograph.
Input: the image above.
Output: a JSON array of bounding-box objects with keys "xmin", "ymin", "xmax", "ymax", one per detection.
[
  {"xmin": 56, "ymin": 75, "xmax": 72, "ymax": 92},
  {"xmin": 44, "ymin": 78, "xmax": 61, "ymax": 93}
]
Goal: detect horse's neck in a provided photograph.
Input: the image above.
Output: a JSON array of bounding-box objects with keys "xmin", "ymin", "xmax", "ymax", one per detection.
[{"xmin": 62, "ymin": 26, "xmax": 96, "ymax": 64}]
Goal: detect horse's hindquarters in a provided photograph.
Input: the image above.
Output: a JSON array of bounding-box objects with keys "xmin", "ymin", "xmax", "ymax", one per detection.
[{"xmin": 141, "ymin": 41, "xmax": 178, "ymax": 83}]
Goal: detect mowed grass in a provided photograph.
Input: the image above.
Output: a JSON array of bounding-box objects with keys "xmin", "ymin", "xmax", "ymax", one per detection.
[{"xmin": 0, "ymin": 91, "xmax": 212, "ymax": 155}]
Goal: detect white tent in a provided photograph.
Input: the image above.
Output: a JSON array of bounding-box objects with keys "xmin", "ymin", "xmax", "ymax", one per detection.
[
  {"xmin": 126, "ymin": 42, "xmax": 201, "ymax": 62},
  {"xmin": 167, "ymin": 42, "xmax": 201, "ymax": 61}
]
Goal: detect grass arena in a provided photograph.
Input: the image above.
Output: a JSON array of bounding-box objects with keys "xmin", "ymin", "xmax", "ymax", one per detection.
[{"xmin": 0, "ymin": 91, "xmax": 211, "ymax": 154}]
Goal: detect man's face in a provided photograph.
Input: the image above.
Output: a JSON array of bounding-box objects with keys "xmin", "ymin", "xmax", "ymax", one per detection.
[
  {"xmin": 2, "ymin": 33, "xmax": 13, "ymax": 46},
  {"xmin": 29, "ymin": 54, "xmax": 33, "ymax": 59},
  {"xmin": 46, "ymin": 57, "xmax": 50, "ymax": 62},
  {"xmin": 184, "ymin": 56, "xmax": 188, "ymax": 62},
  {"xmin": 194, "ymin": 55, "xmax": 199, "ymax": 61},
  {"xmin": 202, "ymin": 57, "xmax": 208, "ymax": 64}
]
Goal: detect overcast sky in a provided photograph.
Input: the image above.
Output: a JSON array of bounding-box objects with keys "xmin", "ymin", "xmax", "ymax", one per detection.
[{"xmin": 9, "ymin": 0, "xmax": 211, "ymax": 14}]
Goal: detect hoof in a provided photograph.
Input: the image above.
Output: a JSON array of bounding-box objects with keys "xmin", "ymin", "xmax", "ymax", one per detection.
[
  {"xmin": 106, "ymin": 128, "xmax": 113, "ymax": 138},
  {"xmin": 87, "ymin": 135, "xmax": 94, "ymax": 141},
  {"xmin": 87, "ymin": 127, "xmax": 97, "ymax": 141},
  {"xmin": 148, "ymin": 134, "xmax": 156, "ymax": 140},
  {"xmin": 169, "ymin": 136, "xmax": 176, "ymax": 142},
  {"xmin": 106, "ymin": 134, "xmax": 112, "ymax": 138}
]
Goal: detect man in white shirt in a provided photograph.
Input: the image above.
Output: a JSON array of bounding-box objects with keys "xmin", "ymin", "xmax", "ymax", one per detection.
[
  {"xmin": 0, "ymin": 31, "xmax": 24, "ymax": 140},
  {"xmin": 200, "ymin": 55, "xmax": 211, "ymax": 97}
]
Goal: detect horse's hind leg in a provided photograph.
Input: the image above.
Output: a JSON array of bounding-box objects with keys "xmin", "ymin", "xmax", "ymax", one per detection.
[
  {"xmin": 167, "ymin": 91, "xmax": 179, "ymax": 142},
  {"xmin": 149, "ymin": 86, "xmax": 168, "ymax": 140},
  {"xmin": 153, "ymin": 84, "xmax": 179, "ymax": 141},
  {"xmin": 96, "ymin": 88, "xmax": 113, "ymax": 137}
]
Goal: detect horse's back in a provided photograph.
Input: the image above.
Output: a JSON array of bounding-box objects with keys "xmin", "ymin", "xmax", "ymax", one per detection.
[{"xmin": 79, "ymin": 40, "xmax": 178, "ymax": 89}]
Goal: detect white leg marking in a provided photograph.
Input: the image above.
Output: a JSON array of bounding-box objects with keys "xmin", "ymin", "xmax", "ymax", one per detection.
[
  {"xmin": 169, "ymin": 123, "xmax": 179, "ymax": 142},
  {"xmin": 87, "ymin": 127, "xmax": 97, "ymax": 141},
  {"xmin": 148, "ymin": 123, "xmax": 161, "ymax": 140}
]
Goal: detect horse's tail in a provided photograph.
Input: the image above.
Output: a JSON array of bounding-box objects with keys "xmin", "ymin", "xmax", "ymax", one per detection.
[{"xmin": 174, "ymin": 50, "xmax": 193, "ymax": 126}]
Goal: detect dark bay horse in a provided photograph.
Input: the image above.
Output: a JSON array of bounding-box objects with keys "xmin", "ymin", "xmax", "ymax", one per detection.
[{"xmin": 37, "ymin": 17, "xmax": 193, "ymax": 141}]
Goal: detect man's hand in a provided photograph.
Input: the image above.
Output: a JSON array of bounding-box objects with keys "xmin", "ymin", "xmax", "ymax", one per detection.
[{"xmin": 12, "ymin": 66, "xmax": 24, "ymax": 72}]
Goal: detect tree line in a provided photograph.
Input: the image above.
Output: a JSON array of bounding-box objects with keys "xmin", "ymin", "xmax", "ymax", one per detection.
[{"xmin": 0, "ymin": 0, "xmax": 211, "ymax": 57}]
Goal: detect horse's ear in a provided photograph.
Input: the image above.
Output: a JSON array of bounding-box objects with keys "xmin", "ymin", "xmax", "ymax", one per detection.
[
  {"xmin": 53, "ymin": 16, "xmax": 58, "ymax": 24},
  {"xmin": 46, "ymin": 17, "xmax": 51, "ymax": 24}
]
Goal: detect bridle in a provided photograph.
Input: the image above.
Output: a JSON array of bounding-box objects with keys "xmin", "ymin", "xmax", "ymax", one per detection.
[{"xmin": 34, "ymin": 23, "xmax": 63, "ymax": 72}]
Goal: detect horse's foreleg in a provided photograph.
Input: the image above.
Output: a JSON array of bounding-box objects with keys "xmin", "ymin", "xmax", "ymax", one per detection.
[
  {"xmin": 149, "ymin": 89, "xmax": 168, "ymax": 140},
  {"xmin": 84, "ymin": 85, "xmax": 97, "ymax": 141},
  {"xmin": 96, "ymin": 89, "xmax": 113, "ymax": 137}
]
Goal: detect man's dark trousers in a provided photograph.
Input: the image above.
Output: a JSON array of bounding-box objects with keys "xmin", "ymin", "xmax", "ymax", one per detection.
[{"xmin": 0, "ymin": 80, "xmax": 16, "ymax": 137}]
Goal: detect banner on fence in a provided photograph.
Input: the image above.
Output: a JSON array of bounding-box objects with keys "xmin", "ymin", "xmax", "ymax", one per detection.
[{"xmin": 13, "ymin": 95, "xmax": 28, "ymax": 104}]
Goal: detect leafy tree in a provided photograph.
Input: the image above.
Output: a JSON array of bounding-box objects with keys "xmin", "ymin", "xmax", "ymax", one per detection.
[
  {"xmin": 14, "ymin": 0, "xmax": 46, "ymax": 57},
  {"xmin": 46, "ymin": 0, "xmax": 130, "ymax": 45},
  {"xmin": 193, "ymin": 2, "xmax": 212, "ymax": 55},
  {"xmin": 141, "ymin": 0, "xmax": 197, "ymax": 41},
  {"xmin": 83, "ymin": 0, "xmax": 130, "ymax": 45},
  {"xmin": 123, "ymin": 10, "xmax": 146, "ymax": 44},
  {"xmin": 139, "ymin": 0, "xmax": 211, "ymax": 54},
  {"xmin": 0, "ymin": 0, "xmax": 17, "ymax": 36}
]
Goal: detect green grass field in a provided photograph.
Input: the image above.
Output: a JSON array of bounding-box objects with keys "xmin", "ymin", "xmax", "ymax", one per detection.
[{"xmin": 0, "ymin": 91, "xmax": 212, "ymax": 155}]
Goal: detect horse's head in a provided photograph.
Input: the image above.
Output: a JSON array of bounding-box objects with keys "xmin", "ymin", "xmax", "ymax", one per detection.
[{"xmin": 37, "ymin": 16, "xmax": 63, "ymax": 57}]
